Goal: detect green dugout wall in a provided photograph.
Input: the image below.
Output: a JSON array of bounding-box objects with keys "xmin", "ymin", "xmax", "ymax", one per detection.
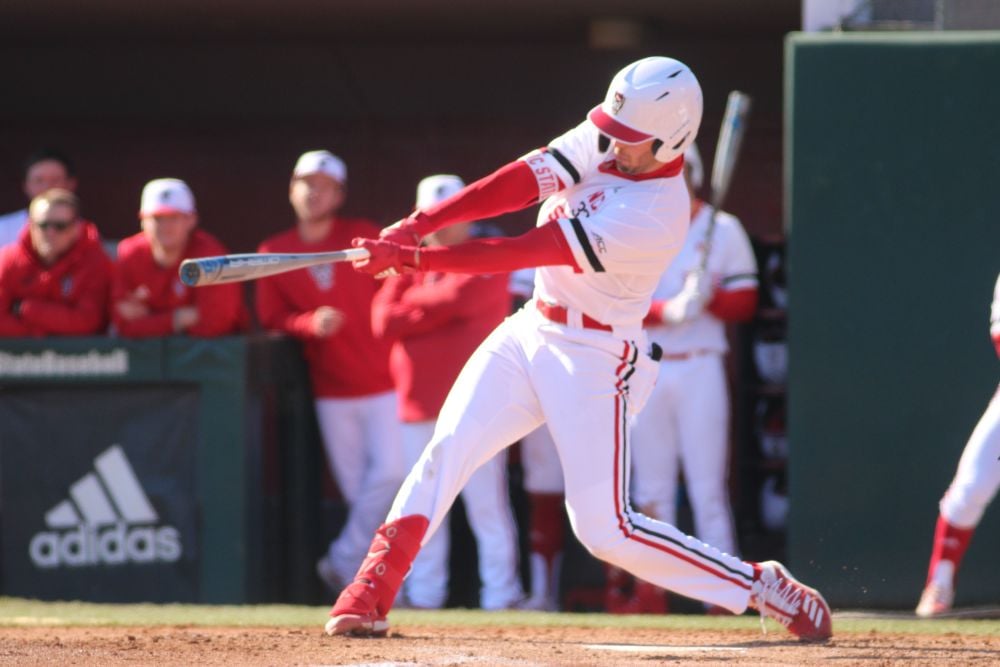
[{"xmin": 786, "ymin": 33, "xmax": 1000, "ymax": 608}]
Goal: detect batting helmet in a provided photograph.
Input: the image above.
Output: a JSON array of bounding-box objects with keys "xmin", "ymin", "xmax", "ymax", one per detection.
[{"xmin": 588, "ymin": 57, "xmax": 703, "ymax": 163}]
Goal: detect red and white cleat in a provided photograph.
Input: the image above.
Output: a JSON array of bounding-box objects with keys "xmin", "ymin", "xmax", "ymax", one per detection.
[
  {"xmin": 915, "ymin": 582, "xmax": 954, "ymax": 618},
  {"xmin": 325, "ymin": 582, "xmax": 389, "ymax": 637},
  {"xmin": 750, "ymin": 560, "xmax": 832, "ymax": 642}
]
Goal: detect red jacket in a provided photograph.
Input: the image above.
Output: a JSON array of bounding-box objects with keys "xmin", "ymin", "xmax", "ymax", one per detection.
[
  {"xmin": 112, "ymin": 229, "xmax": 247, "ymax": 338},
  {"xmin": 372, "ymin": 271, "xmax": 511, "ymax": 422},
  {"xmin": 255, "ymin": 218, "xmax": 394, "ymax": 398},
  {"xmin": 0, "ymin": 222, "xmax": 112, "ymax": 336}
]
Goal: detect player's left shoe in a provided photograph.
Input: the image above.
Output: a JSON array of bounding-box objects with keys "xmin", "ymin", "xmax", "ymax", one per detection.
[
  {"xmin": 750, "ymin": 560, "xmax": 832, "ymax": 642},
  {"xmin": 915, "ymin": 582, "xmax": 954, "ymax": 618},
  {"xmin": 324, "ymin": 515, "xmax": 429, "ymax": 639}
]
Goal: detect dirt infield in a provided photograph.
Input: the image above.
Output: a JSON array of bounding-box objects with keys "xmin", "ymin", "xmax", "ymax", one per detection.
[{"xmin": 1, "ymin": 624, "xmax": 998, "ymax": 666}]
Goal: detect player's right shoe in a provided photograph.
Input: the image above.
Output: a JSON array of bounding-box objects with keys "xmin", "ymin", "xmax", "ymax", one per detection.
[
  {"xmin": 750, "ymin": 560, "xmax": 832, "ymax": 642},
  {"xmin": 915, "ymin": 582, "xmax": 954, "ymax": 618},
  {"xmin": 325, "ymin": 581, "xmax": 390, "ymax": 637}
]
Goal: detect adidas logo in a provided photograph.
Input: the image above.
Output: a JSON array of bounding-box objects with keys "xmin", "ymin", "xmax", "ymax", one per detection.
[{"xmin": 29, "ymin": 444, "xmax": 183, "ymax": 569}]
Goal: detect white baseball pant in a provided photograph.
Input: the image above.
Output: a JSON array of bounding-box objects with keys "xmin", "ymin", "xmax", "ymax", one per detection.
[
  {"xmin": 386, "ymin": 308, "xmax": 756, "ymax": 613},
  {"xmin": 940, "ymin": 384, "xmax": 1000, "ymax": 528}
]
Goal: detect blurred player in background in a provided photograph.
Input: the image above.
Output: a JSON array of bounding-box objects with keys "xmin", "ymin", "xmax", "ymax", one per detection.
[
  {"xmin": 255, "ymin": 150, "xmax": 402, "ymax": 592},
  {"xmin": 0, "ymin": 188, "xmax": 111, "ymax": 336},
  {"xmin": 627, "ymin": 143, "xmax": 758, "ymax": 613},
  {"xmin": 916, "ymin": 271, "xmax": 1000, "ymax": 617},
  {"xmin": 112, "ymin": 178, "xmax": 247, "ymax": 337},
  {"xmin": 0, "ymin": 148, "xmax": 78, "ymax": 248},
  {"xmin": 372, "ymin": 175, "xmax": 524, "ymax": 610},
  {"xmin": 509, "ymin": 268, "xmax": 566, "ymax": 611}
]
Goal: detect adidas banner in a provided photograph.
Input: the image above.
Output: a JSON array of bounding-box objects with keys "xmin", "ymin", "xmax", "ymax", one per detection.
[{"xmin": 0, "ymin": 386, "xmax": 200, "ymax": 602}]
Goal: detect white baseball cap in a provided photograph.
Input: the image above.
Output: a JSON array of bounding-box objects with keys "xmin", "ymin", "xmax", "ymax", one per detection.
[
  {"xmin": 140, "ymin": 178, "xmax": 195, "ymax": 216},
  {"xmin": 684, "ymin": 143, "xmax": 704, "ymax": 190},
  {"xmin": 293, "ymin": 150, "xmax": 347, "ymax": 184},
  {"xmin": 416, "ymin": 174, "xmax": 464, "ymax": 209}
]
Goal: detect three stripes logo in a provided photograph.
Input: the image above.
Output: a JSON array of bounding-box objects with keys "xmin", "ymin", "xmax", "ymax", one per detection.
[{"xmin": 29, "ymin": 444, "xmax": 183, "ymax": 569}]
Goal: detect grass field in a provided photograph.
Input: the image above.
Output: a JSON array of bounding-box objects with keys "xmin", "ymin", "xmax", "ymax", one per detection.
[{"xmin": 2, "ymin": 596, "xmax": 999, "ymax": 636}]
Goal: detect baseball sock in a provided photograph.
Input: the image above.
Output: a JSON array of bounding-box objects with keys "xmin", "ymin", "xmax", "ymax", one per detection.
[
  {"xmin": 330, "ymin": 514, "xmax": 429, "ymax": 619},
  {"xmin": 925, "ymin": 514, "xmax": 974, "ymax": 587}
]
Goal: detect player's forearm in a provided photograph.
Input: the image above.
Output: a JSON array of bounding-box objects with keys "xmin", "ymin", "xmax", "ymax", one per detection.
[
  {"xmin": 406, "ymin": 160, "xmax": 541, "ymax": 237},
  {"xmin": 418, "ymin": 223, "xmax": 577, "ymax": 274},
  {"xmin": 19, "ymin": 299, "xmax": 107, "ymax": 335},
  {"xmin": 114, "ymin": 311, "xmax": 175, "ymax": 338}
]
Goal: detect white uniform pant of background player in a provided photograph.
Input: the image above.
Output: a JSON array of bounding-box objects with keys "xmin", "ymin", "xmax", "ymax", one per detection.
[
  {"xmin": 315, "ymin": 391, "xmax": 404, "ymax": 583},
  {"xmin": 939, "ymin": 384, "xmax": 1000, "ymax": 528},
  {"xmin": 400, "ymin": 421, "xmax": 523, "ymax": 609},
  {"xmin": 387, "ymin": 308, "xmax": 756, "ymax": 613},
  {"xmin": 630, "ymin": 353, "xmax": 738, "ymax": 557}
]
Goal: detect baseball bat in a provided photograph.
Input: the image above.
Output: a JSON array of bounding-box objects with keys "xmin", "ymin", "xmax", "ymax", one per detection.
[
  {"xmin": 699, "ymin": 90, "xmax": 752, "ymax": 272},
  {"xmin": 178, "ymin": 248, "xmax": 370, "ymax": 287}
]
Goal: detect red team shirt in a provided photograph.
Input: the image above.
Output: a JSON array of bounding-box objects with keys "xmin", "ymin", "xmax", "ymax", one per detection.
[
  {"xmin": 112, "ymin": 229, "xmax": 247, "ymax": 338},
  {"xmin": 371, "ymin": 271, "xmax": 511, "ymax": 422},
  {"xmin": 0, "ymin": 222, "xmax": 112, "ymax": 336},
  {"xmin": 255, "ymin": 218, "xmax": 394, "ymax": 398}
]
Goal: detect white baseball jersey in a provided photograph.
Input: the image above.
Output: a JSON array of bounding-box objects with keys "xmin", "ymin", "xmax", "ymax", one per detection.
[
  {"xmin": 647, "ymin": 204, "xmax": 757, "ymax": 354},
  {"xmin": 522, "ymin": 121, "xmax": 689, "ymax": 332},
  {"xmin": 387, "ymin": 122, "xmax": 760, "ymax": 616},
  {"xmin": 991, "ymin": 272, "xmax": 1000, "ymax": 344},
  {"xmin": 0, "ymin": 208, "xmax": 27, "ymax": 247}
]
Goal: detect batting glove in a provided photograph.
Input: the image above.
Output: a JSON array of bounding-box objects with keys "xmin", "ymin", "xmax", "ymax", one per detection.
[
  {"xmin": 661, "ymin": 270, "xmax": 712, "ymax": 325},
  {"xmin": 351, "ymin": 238, "xmax": 420, "ymax": 279},
  {"xmin": 379, "ymin": 216, "xmax": 422, "ymax": 246}
]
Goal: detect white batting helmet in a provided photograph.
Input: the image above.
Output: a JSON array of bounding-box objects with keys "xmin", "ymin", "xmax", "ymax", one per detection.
[{"xmin": 588, "ymin": 57, "xmax": 703, "ymax": 163}]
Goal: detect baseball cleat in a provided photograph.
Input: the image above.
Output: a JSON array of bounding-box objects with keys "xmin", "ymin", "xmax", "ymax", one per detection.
[
  {"xmin": 751, "ymin": 560, "xmax": 832, "ymax": 642},
  {"xmin": 915, "ymin": 582, "xmax": 954, "ymax": 618},
  {"xmin": 324, "ymin": 612, "xmax": 389, "ymax": 637}
]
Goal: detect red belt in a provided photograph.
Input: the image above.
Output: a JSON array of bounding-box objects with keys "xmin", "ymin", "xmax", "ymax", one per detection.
[{"xmin": 535, "ymin": 299, "xmax": 613, "ymax": 332}]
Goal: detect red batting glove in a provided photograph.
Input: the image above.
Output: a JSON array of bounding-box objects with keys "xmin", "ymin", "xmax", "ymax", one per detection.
[
  {"xmin": 351, "ymin": 237, "xmax": 420, "ymax": 279},
  {"xmin": 379, "ymin": 215, "xmax": 424, "ymax": 246}
]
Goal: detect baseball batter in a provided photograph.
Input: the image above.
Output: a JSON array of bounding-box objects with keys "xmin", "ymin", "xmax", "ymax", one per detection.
[
  {"xmin": 916, "ymin": 271, "xmax": 1000, "ymax": 617},
  {"xmin": 630, "ymin": 143, "xmax": 758, "ymax": 564},
  {"xmin": 326, "ymin": 57, "xmax": 831, "ymax": 642}
]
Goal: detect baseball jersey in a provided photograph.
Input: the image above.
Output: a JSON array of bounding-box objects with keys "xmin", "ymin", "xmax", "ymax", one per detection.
[
  {"xmin": 372, "ymin": 271, "xmax": 511, "ymax": 422},
  {"xmin": 256, "ymin": 218, "xmax": 394, "ymax": 398},
  {"xmin": 991, "ymin": 272, "xmax": 1000, "ymax": 358},
  {"xmin": 112, "ymin": 228, "xmax": 247, "ymax": 338},
  {"xmin": 646, "ymin": 203, "xmax": 758, "ymax": 354},
  {"xmin": 0, "ymin": 208, "xmax": 27, "ymax": 247},
  {"xmin": 520, "ymin": 121, "xmax": 689, "ymax": 329},
  {"xmin": 0, "ymin": 222, "xmax": 112, "ymax": 336}
]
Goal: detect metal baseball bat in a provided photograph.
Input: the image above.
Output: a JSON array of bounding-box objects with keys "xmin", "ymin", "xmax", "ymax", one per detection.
[
  {"xmin": 700, "ymin": 90, "xmax": 752, "ymax": 272},
  {"xmin": 179, "ymin": 248, "xmax": 371, "ymax": 287}
]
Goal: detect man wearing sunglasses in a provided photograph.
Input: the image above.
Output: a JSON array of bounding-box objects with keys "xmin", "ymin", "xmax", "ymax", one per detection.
[{"xmin": 0, "ymin": 188, "xmax": 112, "ymax": 336}]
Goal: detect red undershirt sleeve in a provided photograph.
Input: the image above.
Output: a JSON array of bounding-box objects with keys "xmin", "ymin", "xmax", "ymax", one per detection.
[
  {"xmin": 408, "ymin": 160, "xmax": 549, "ymax": 237},
  {"xmin": 706, "ymin": 287, "xmax": 759, "ymax": 322},
  {"xmin": 417, "ymin": 223, "xmax": 579, "ymax": 274}
]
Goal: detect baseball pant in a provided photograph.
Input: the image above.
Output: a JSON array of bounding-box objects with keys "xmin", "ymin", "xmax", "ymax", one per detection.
[
  {"xmin": 315, "ymin": 390, "xmax": 404, "ymax": 583},
  {"xmin": 629, "ymin": 352, "xmax": 738, "ymax": 557},
  {"xmin": 940, "ymin": 383, "xmax": 1000, "ymax": 528},
  {"xmin": 386, "ymin": 308, "xmax": 756, "ymax": 613},
  {"xmin": 400, "ymin": 420, "xmax": 523, "ymax": 610}
]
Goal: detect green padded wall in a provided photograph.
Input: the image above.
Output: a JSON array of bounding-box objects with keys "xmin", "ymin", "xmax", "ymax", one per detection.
[{"xmin": 786, "ymin": 32, "xmax": 1000, "ymax": 609}]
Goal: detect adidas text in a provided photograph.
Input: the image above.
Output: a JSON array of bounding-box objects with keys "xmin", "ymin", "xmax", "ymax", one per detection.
[{"xmin": 29, "ymin": 522, "xmax": 182, "ymax": 568}]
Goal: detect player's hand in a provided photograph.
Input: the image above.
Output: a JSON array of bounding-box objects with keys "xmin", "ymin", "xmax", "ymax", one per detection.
[
  {"xmin": 661, "ymin": 270, "xmax": 712, "ymax": 324},
  {"xmin": 116, "ymin": 299, "xmax": 150, "ymax": 321},
  {"xmin": 172, "ymin": 306, "xmax": 200, "ymax": 332},
  {"xmin": 379, "ymin": 217, "xmax": 421, "ymax": 246},
  {"xmin": 311, "ymin": 305, "xmax": 344, "ymax": 338},
  {"xmin": 351, "ymin": 237, "xmax": 420, "ymax": 279}
]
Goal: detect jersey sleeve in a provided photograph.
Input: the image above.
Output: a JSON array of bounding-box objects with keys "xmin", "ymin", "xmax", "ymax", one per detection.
[
  {"xmin": 554, "ymin": 206, "xmax": 683, "ymax": 277},
  {"xmin": 519, "ymin": 121, "xmax": 610, "ymax": 200}
]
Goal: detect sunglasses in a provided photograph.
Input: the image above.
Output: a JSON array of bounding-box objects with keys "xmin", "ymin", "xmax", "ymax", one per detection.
[{"xmin": 34, "ymin": 219, "xmax": 77, "ymax": 232}]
